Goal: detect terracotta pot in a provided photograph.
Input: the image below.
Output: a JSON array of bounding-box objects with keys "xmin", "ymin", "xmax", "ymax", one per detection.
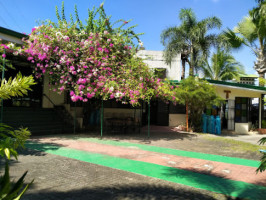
[{"xmin": 258, "ymin": 128, "xmax": 266, "ymax": 134}]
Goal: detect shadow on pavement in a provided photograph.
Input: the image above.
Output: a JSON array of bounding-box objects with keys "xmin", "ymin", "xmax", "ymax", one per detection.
[
  {"xmin": 163, "ymin": 168, "xmax": 266, "ymax": 200},
  {"xmin": 22, "ymin": 184, "xmax": 233, "ymax": 200},
  {"xmin": 40, "ymin": 127, "xmax": 198, "ymax": 143},
  {"xmin": 18, "ymin": 141, "xmax": 63, "ymax": 157}
]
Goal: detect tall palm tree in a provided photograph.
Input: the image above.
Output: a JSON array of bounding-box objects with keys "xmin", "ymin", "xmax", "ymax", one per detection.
[
  {"xmin": 223, "ymin": 0, "xmax": 266, "ymax": 79},
  {"xmin": 161, "ymin": 8, "xmax": 222, "ymax": 78},
  {"xmin": 199, "ymin": 49, "xmax": 245, "ymax": 81}
]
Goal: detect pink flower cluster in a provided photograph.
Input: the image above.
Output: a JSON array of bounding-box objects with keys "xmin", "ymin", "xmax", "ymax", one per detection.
[{"xmin": 0, "ymin": 24, "xmax": 177, "ymax": 105}]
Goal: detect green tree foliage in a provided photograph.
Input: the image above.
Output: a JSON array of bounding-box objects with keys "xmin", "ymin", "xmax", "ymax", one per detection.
[
  {"xmin": 175, "ymin": 77, "xmax": 223, "ymax": 131},
  {"xmin": 256, "ymin": 137, "xmax": 266, "ymax": 173},
  {"xmin": 199, "ymin": 48, "xmax": 245, "ymax": 81},
  {"xmin": 55, "ymin": 2, "xmax": 143, "ymax": 49},
  {"xmin": 0, "ymin": 163, "xmax": 32, "ymax": 200},
  {"xmin": 0, "ymin": 124, "xmax": 30, "ymax": 160},
  {"xmin": 0, "ymin": 121, "xmax": 32, "ymax": 200},
  {"xmin": 223, "ymin": 0, "xmax": 266, "ymax": 79},
  {"xmin": 161, "ymin": 8, "xmax": 222, "ymax": 78},
  {"xmin": 0, "ymin": 68, "xmax": 35, "ymax": 199}
]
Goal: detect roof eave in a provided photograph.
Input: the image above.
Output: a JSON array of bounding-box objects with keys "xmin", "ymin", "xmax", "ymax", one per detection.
[{"xmin": 210, "ymin": 83, "xmax": 266, "ymax": 93}]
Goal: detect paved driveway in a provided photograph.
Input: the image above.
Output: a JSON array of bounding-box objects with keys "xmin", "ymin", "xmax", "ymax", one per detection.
[
  {"xmin": 7, "ymin": 135, "xmax": 266, "ymax": 200},
  {"xmin": 10, "ymin": 148, "xmax": 223, "ymax": 200}
]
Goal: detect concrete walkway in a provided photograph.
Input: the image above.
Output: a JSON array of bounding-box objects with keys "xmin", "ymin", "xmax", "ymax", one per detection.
[
  {"xmin": 26, "ymin": 136, "xmax": 266, "ymax": 200},
  {"xmin": 221, "ymin": 134, "xmax": 265, "ymax": 145}
]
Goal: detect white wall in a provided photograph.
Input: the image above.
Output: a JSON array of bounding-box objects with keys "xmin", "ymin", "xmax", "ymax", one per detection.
[
  {"xmin": 137, "ymin": 50, "xmax": 181, "ymax": 80},
  {"xmin": 169, "ymin": 114, "xmax": 186, "ymax": 126},
  {"xmin": 42, "ymin": 74, "xmax": 65, "ymax": 108}
]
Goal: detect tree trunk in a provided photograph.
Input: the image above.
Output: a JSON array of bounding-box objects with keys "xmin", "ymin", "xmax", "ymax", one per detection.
[
  {"xmin": 189, "ymin": 48, "xmax": 194, "ymax": 76},
  {"xmin": 259, "ymin": 72, "xmax": 265, "ymax": 86},
  {"xmin": 186, "ymin": 103, "xmax": 189, "ymax": 131},
  {"xmin": 181, "ymin": 58, "xmax": 186, "ymax": 80},
  {"xmin": 189, "ymin": 65, "xmax": 194, "ymax": 76}
]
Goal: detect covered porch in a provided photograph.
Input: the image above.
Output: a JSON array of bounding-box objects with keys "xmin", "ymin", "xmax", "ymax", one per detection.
[{"xmin": 209, "ymin": 80, "xmax": 266, "ymax": 134}]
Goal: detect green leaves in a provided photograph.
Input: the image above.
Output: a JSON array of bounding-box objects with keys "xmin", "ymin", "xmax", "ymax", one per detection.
[
  {"xmin": 0, "ymin": 163, "xmax": 33, "ymax": 200},
  {"xmin": 223, "ymin": 29, "xmax": 245, "ymax": 49},
  {"xmin": 258, "ymin": 137, "xmax": 266, "ymax": 145},
  {"xmin": 0, "ymin": 73, "xmax": 36, "ymax": 100},
  {"xmin": 161, "ymin": 8, "xmax": 221, "ymax": 76},
  {"xmin": 0, "ymin": 123, "xmax": 31, "ymax": 160},
  {"xmin": 0, "ymin": 125, "xmax": 32, "ymax": 199},
  {"xmin": 175, "ymin": 77, "xmax": 223, "ymax": 131},
  {"xmin": 54, "ymin": 2, "xmax": 143, "ymax": 48},
  {"xmin": 224, "ymin": 1, "xmax": 266, "ymax": 75},
  {"xmin": 256, "ymin": 137, "xmax": 266, "ymax": 173},
  {"xmin": 200, "ymin": 48, "xmax": 245, "ymax": 81},
  {"xmin": 4, "ymin": 148, "xmax": 10, "ymax": 160}
]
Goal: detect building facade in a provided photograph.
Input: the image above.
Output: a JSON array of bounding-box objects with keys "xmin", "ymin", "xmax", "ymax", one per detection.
[{"xmin": 2, "ymin": 26, "xmax": 266, "ymax": 134}]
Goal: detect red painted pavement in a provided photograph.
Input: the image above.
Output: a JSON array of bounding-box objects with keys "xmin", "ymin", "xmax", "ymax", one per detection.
[{"xmin": 32, "ymin": 137, "xmax": 266, "ymax": 187}]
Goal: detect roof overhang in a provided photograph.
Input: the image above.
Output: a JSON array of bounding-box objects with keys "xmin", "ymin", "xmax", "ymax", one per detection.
[
  {"xmin": 0, "ymin": 26, "xmax": 27, "ymax": 45},
  {"xmin": 210, "ymin": 83, "xmax": 266, "ymax": 94}
]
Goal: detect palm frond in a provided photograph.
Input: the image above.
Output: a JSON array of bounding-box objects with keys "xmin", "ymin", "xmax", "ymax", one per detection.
[
  {"xmin": 236, "ymin": 16, "xmax": 258, "ymax": 43},
  {"xmin": 0, "ymin": 73, "xmax": 36, "ymax": 100},
  {"xmin": 223, "ymin": 28, "xmax": 246, "ymax": 49}
]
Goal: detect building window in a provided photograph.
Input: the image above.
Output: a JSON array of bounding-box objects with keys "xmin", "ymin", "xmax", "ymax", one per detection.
[{"xmin": 235, "ymin": 97, "xmax": 249, "ymax": 123}]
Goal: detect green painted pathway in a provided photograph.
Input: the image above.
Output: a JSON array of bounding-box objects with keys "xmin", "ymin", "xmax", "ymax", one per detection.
[
  {"xmin": 26, "ymin": 140, "xmax": 266, "ymax": 200},
  {"xmin": 77, "ymin": 137, "xmax": 260, "ymax": 168}
]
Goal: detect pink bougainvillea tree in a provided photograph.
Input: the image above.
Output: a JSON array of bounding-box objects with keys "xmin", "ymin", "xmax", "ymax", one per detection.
[{"xmin": 0, "ymin": 3, "xmax": 177, "ymax": 106}]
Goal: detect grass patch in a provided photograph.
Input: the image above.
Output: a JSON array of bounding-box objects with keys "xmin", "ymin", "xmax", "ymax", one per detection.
[{"xmin": 202, "ymin": 135, "xmax": 261, "ymax": 153}]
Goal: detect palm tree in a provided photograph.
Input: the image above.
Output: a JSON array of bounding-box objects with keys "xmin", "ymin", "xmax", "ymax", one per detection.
[
  {"xmin": 223, "ymin": 0, "xmax": 266, "ymax": 80},
  {"xmin": 199, "ymin": 48, "xmax": 245, "ymax": 81},
  {"xmin": 161, "ymin": 8, "xmax": 222, "ymax": 78}
]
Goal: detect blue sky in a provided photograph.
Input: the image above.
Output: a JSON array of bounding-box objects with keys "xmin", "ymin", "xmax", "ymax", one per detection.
[{"xmin": 0, "ymin": 0, "xmax": 258, "ymax": 75}]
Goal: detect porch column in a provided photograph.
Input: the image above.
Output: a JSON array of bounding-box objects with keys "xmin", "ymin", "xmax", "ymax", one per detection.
[
  {"xmin": 259, "ymin": 95, "xmax": 262, "ymax": 129},
  {"xmin": 228, "ymin": 99, "xmax": 235, "ymax": 130}
]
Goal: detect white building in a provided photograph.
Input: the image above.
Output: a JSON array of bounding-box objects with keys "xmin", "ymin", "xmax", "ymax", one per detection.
[{"xmin": 137, "ymin": 50, "xmax": 181, "ymax": 80}]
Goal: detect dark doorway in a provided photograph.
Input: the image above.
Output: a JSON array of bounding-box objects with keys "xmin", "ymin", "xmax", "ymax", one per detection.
[
  {"xmin": 150, "ymin": 100, "xmax": 158, "ymax": 125},
  {"xmin": 156, "ymin": 100, "xmax": 169, "ymax": 126},
  {"xmin": 142, "ymin": 100, "xmax": 169, "ymax": 126},
  {"xmin": 222, "ymin": 101, "xmax": 228, "ymax": 129},
  {"xmin": 250, "ymin": 98, "xmax": 259, "ymax": 129}
]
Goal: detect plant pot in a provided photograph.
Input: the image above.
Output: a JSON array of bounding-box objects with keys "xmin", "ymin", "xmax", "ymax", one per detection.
[{"xmin": 258, "ymin": 128, "xmax": 266, "ymax": 134}]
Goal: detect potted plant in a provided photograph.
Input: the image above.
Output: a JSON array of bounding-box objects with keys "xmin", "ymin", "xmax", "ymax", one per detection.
[{"xmin": 258, "ymin": 120, "xmax": 266, "ymax": 134}]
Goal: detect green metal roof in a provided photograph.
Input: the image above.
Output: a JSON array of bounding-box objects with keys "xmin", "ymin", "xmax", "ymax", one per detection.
[
  {"xmin": 239, "ymin": 74, "xmax": 258, "ymax": 78},
  {"xmin": 206, "ymin": 79, "xmax": 266, "ymax": 92},
  {"xmin": 0, "ymin": 26, "xmax": 27, "ymax": 39},
  {"xmin": 169, "ymin": 79, "xmax": 266, "ymax": 92}
]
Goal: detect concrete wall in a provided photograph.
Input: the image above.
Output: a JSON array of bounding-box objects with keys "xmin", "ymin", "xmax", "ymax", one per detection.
[
  {"xmin": 42, "ymin": 74, "xmax": 65, "ymax": 108},
  {"xmin": 235, "ymin": 123, "xmax": 252, "ymax": 134},
  {"xmin": 137, "ymin": 50, "xmax": 181, "ymax": 81},
  {"xmin": 169, "ymin": 114, "xmax": 186, "ymax": 127}
]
